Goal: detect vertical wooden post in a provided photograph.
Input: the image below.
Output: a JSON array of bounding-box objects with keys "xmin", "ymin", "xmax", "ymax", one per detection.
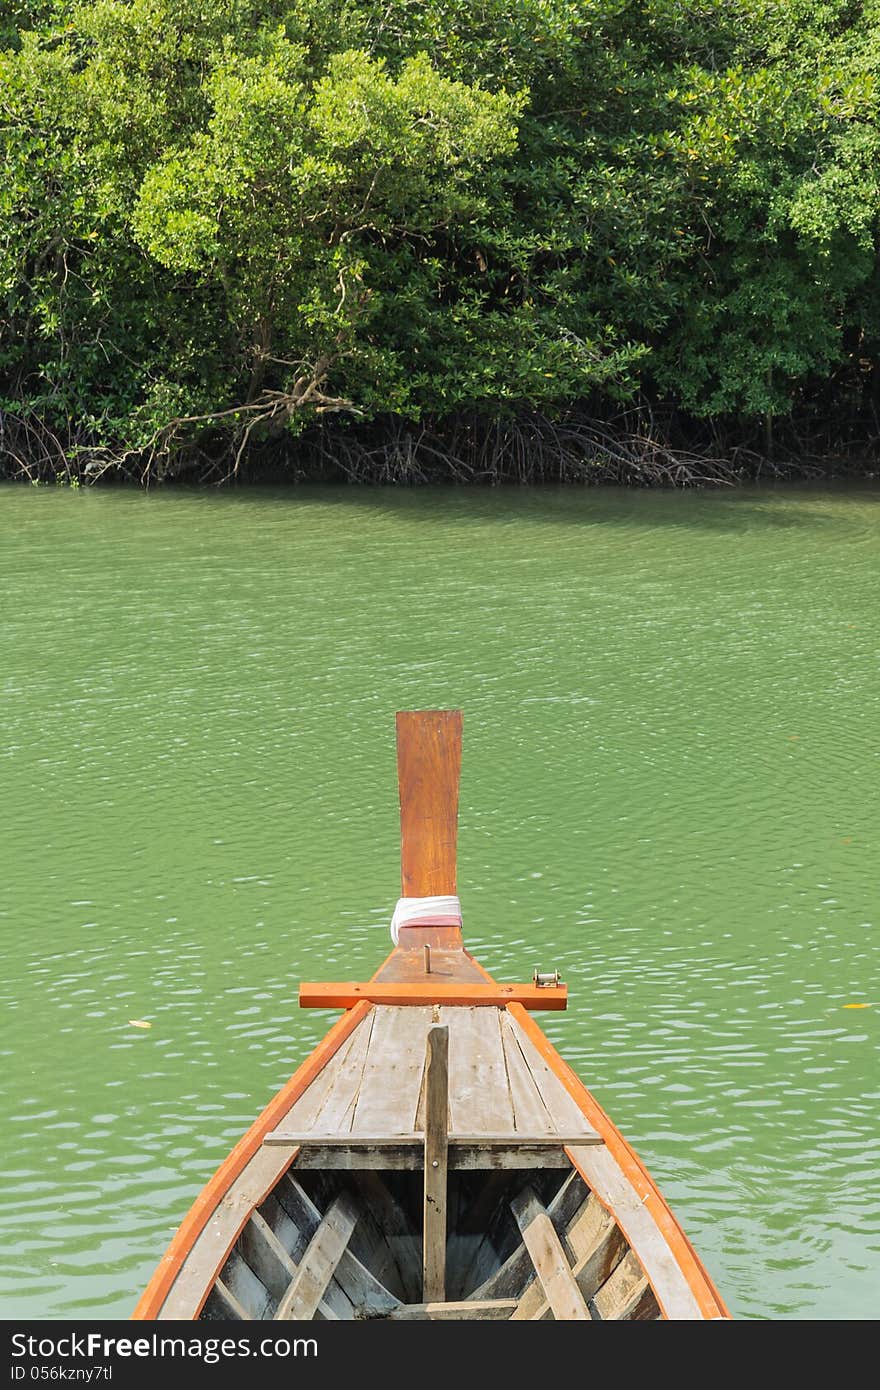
[
  {"xmin": 423, "ymin": 1023, "xmax": 449, "ymax": 1302},
  {"xmin": 396, "ymin": 710, "xmax": 462, "ymax": 897}
]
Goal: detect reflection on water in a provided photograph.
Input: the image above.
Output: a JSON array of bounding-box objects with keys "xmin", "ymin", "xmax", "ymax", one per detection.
[{"xmin": 1, "ymin": 481, "xmax": 878, "ymax": 1319}]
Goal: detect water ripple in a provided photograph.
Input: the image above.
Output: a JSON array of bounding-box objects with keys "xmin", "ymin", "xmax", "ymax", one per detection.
[{"xmin": 1, "ymin": 481, "xmax": 878, "ymax": 1319}]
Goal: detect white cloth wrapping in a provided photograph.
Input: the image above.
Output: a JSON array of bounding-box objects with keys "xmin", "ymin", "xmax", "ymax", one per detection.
[{"xmin": 390, "ymin": 895, "xmax": 462, "ymax": 944}]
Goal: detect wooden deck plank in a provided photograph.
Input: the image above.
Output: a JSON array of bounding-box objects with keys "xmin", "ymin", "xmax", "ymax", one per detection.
[
  {"xmin": 503, "ymin": 1013, "xmax": 601, "ymax": 1135},
  {"xmin": 350, "ymin": 1005, "xmax": 432, "ymax": 1135},
  {"xmin": 305, "ymin": 1010, "xmax": 376, "ymax": 1134},
  {"xmin": 510, "ymin": 1187, "xmax": 592, "ymax": 1322},
  {"xmin": 274, "ymin": 1193, "xmax": 359, "ymax": 1320},
  {"xmin": 279, "ymin": 1026, "xmax": 363, "ymax": 1133},
  {"xmin": 443, "ymin": 1007, "xmax": 515, "ymax": 1135},
  {"xmin": 500, "ymin": 1011, "xmax": 556, "ymax": 1135}
]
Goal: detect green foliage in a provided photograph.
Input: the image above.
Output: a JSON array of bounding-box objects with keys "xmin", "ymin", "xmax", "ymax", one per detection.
[{"xmin": 1, "ymin": 0, "xmax": 879, "ymax": 477}]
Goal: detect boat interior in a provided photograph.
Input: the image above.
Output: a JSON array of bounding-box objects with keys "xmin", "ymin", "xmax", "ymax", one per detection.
[{"xmin": 201, "ymin": 1160, "xmax": 661, "ymax": 1321}]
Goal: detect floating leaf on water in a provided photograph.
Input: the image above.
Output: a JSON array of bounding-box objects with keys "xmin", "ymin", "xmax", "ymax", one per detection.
[
  {"xmin": 787, "ymin": 735, "xmax": 800, "ymax": 741},
  {"xmin": 842, "ymin": 1003, "xmax": 871, "ymax": 1009},
  {"xmin": 128, "ymin": 1019, "xmax": 152, "ymax": 1028}
]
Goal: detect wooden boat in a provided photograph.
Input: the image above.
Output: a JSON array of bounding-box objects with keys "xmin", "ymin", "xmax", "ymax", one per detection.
[{"xmin": 133, "ymin": 710, "xmax": 730, "ymax": 1322}]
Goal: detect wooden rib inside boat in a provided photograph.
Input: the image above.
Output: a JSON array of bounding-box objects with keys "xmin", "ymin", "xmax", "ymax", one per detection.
[{"xmin": 132, "ymin": 710, "xmax": 730, "ymax": 1322}]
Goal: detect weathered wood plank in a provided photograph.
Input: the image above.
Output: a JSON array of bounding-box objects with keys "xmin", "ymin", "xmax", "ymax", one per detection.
[
  {"xmin": 572, "ymin": 1224, "xmax": 628, "ymax": 1306},
  {"xmin": 287, "ymin": 1144, "xmax": 575, "ymax": 1170},
  {"xmin": 590, "ymin": 1248, "xmax": 658, "ymax": 1321},
  {"xmin": 302, "ymin": 1009, "xmax": 375, "ymax": 1134},
  {"xmin": 464, "ymin": 1171, "xmax": 588, "ymax": 1303},
  {"xmin": 396, "ymin": 709, "xmax": 462, "ymax": 898},
  {"xmin": 387, "ymin": 1299, "xmax": 518, "ymax": 1320},
  {"xmin": 350, "ymin": 1005, "xmax": 432, "ymax": 1135},
  {"xmin": 279, "ymin": 1026, "xmax": 364, "ymax": 1133},
  {"xmin": 443, "ymin": 1006, "xmax": 515, "ymax": 1135},
  {"xmin": 242, "ymin": 1209, "xmax": 344, "ymax": 1320},
  {"xmin": 500, "ymin": 1011, "xmax": 556, "ymax": 1135},
  {"xmin": 256, "ymin": 1190, "xmax": 312, "ymax": 1267},
  {"xmin": 563, "ymin": 1143, "xmax": 702, "ymax": 1320},
  {"xmin": 564, "ymin": 1192, "xmax": 613, "ymax": 1264},
  {"xmin": 512, "ymin": 1202, "xmax": 626, "ymax": 1320},
  {"xmin": 274, "ymin": 1193, "xmax": 359, "ymax": 1320},
  {"xmin": 158, "ymin": 1142, "xmax": 313, "ymax": 1318},
  {"xmin": 506, "ymin": 1007, "xmax": 713, "ymax": 1320},
  {"xmin": 423, "ymin": 1024, "xmax": 449, "ymax": 1302},
  {"xmin": 270, "ymin": 1181, "xmax": 353, "ymax": 1316},
  {"xmin": 275, "ymin": 1174, "xmax": 399, "ymax": 1313},
  {"xmin": 238, "ymin": 1211, "xmax": 295, "ymax": 1303},
  {"xmin": 504, "ymin": 1013, "xmax": 600, "ymax": 1134},
  {"xmin": 509, "ymin": 1187, "xmax": 591, "ymax": 1321},
  {"xmin": 266, "ymin": 1132, "xmax": 599, "ymax": 1148}
]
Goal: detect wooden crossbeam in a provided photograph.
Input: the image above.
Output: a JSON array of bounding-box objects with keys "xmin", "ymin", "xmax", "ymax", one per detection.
[
  {"xmin": 273, "ymin": 1193, "xmax": 358, "ymax": 1320},
  {"xmin": 510, "ymin": 1186, "xmax": 592, "ymax": 1321},
  {"xmin": 298, "ymin": 982, "xmax": 567, "ymax": 1010},
  {"xmin": 273, "ymin": 1145, "xmax": 578, "ymax": 1171},
  {"xmin": 263, "ymin": 1132, "xmax": 602, "ymax": 1148},
  {"xmin": 511, "ymin": 1198, "xmax": 626, "ymax": 1320},
  {"xmin": 243, "ymin": 1206, "xmax": 356, "ymax": 1321}
]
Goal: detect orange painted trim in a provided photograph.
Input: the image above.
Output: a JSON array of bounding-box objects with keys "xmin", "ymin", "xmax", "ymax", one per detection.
[
  {"xmin": 507, "ymin": 1003, "xmax": 731, "ymax": 1321},
  {"xmin": 370, "ymin": 926, "xmax": 500, "ymax": 981},
  {"xmin": 299, "ymin": 981, "xmax": 568, "ymax": 1010},
  {"xmin": 130, "ymin": 999, "xmax": 373, "ymax": 1320}
]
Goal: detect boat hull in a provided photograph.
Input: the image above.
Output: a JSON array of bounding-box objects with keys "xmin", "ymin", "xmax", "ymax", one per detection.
[
  {"xmin": 133, "ymin": 712, "xmax": 730, "ymax": 1321},
  {"xmin": 132, "ymin": 996, "xmax": 728, "ymax": 1321}
]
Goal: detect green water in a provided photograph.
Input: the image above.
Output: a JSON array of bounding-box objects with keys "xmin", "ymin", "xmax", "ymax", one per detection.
[{"xmin": 1, "ymin": 481, "xmax": 877, "ymax": 1322}]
